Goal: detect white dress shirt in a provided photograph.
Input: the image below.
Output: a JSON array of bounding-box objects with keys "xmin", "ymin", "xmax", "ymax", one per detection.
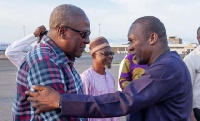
[
  {"xmin": 184, "ymin": 45, "xmax": 200, "ymax": 109},
  {"xmin": 5, "ymin": 34, "xmax": 38, "ymax": 68}
]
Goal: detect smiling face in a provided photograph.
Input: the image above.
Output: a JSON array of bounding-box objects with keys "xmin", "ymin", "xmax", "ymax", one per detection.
[
  {"xmin": 93, "ymin": 47, "xmax": 114, "ymax": 69},
  {"xmin": 128, "ymin": 23, "xmax": 152, "ymax": 65},
  {"xmin": 49, "ymin": 4, "xmax": 91, "ymax": 59},
  {"xmin": 58, "ymin": 14, "xmax": 90, "ymax": 58},
  {"xmin": 65, "ymin": 15, "xmax": 90, "ymax": 58}
]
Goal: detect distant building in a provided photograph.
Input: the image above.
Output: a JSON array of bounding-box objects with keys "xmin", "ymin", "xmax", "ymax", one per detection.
[
  {"xmin": 110, "ymin": 43, "xmax": 197, "ymax": 58},
  {"xmin": 168, "ymin": 36, "xmax": 182, "ymax": 44},
  {"xmin": 169, "ymin": 44, "xmax": 196, "ymax": 55},
  {"xmin": 110, "ymin": 45, "xmax": 129, "ymax": 54},
  {"xmin": 0, "ymin": 43, "xmax": 10, "ymax": 52}
]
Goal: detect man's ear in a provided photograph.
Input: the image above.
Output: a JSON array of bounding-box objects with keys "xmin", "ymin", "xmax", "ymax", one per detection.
[
  {"xmin": 58, "ymin": 27, "xmax": 66, "ymax": 39},
  {"xmin": 149, "ymin": 33, "xmax": 158, "ymax": 45}
]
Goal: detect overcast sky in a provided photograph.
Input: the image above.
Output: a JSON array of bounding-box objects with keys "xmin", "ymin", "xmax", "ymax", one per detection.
[{"xmin": 0, "ymin": 0, "xmax": 200, "ymax": 44}]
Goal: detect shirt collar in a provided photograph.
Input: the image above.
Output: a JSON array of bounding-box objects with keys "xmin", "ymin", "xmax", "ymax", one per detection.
[
  {"xmin": 148, "ymin": 50, "xmax": 170, "ymax": 67},
  {"xmin": 44, "ymin": 37, "xmax": 75, "ymax": 65}
]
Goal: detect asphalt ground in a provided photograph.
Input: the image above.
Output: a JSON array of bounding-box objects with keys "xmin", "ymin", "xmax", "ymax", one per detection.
[{"xmin": 0, "ymin": 53, "xmax": 126, "ymax": 121}]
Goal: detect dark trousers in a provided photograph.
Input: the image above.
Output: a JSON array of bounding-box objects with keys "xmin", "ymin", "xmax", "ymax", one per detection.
[{"xmin": 194, "ymin": 108, "xmax": 200, "ymax": 121}]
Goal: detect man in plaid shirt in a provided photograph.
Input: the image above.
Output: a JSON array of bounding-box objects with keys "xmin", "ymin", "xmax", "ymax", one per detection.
[{"xmin": 12, "ymin": 4, "xmax": 91, "ymax": 121}]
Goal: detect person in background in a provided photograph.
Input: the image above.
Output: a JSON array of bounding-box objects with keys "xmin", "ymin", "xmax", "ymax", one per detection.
[
  {"xmin": 13, "ymin": 4, "xmax": 90, "ymax": 120},
  {"xmin": 25, "ymin": 16, "xmax": 192, "ymax": 121},
  {"xmin": 80, "ymin": 36, "xmax": 119, "ymax": 121},
  {"xmin": 5, "ymin": 25, "xmax": 47, "ymax": 68},
  {"xmin": 118, "ymin": 53, "xmax": 146, "ymax": 90},
  {"xmin": 184, "ymin": 27, "xmax": 200, "ymax": 121}
]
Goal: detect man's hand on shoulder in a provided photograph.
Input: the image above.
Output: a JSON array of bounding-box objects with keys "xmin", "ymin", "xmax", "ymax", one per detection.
[{"xmin": 25, "ymin": 85, "xmax": 61, "ymax": 114}]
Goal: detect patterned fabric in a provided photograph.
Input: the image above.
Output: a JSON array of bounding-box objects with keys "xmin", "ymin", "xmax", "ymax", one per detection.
[
  {"xmin": 119, "ymin": 53, "xmax": 146, "ymax": 90},
  {"xmin": 12, "ymin": 37, "xmax": 85, "ymax": 121}
]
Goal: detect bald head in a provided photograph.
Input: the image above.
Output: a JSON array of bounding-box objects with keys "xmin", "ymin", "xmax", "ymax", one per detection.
[
  {"xmin": 133, "ymin": 16, "xmax": 167, "ymax": 42},
  {"xmin": 49, "ymin": 4, "xmax": 86, "ymax": 30}
]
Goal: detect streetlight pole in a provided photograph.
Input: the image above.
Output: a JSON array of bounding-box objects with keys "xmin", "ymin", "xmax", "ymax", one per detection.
[{"xmin": 98, "ymin": 23, "xmax": 101, "ymax": 36}]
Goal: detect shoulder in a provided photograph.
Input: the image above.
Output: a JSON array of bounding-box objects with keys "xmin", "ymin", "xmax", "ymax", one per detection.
[
  {"xmin": 149, "ymin": 51, "xmax": 188, "ymax": 77},
  {"xmin": 81, "ymin": 67, "xmax": 93, "ymax": 75},
  {"xmin": 158, "ymin": 51, "xmax": 183, "ymax": 66},
  {"xmin": 23, "ymin": 44, "xmax": 52, "ymax": 67},
  {"xmin": 184, "ymin": 54, "xmax": 193, "ymax": 64},
  {"xmin": 80, "ymin": 67, "xmax": 93, "ymax": 79}
]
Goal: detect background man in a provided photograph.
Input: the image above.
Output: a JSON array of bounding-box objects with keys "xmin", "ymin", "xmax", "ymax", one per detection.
[
  {"xmin": 13, "ymin": 4, "xmax": 90, "ymax": 120},
  {"xmin": 184, "ymin": 27, "xmax": 200, "ymax": 121},
  {"xmin": 80, "ymin": 36, "xmax": 119, "ymax": 121},
  {"xmin": 26, "ymin": 16, "xmax": 192, "ymax": 121}
]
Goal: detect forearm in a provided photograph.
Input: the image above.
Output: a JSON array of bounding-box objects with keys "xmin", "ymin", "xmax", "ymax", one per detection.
[
  {"xmin": 61, "ymin": 77, "xmax": 155, "ymax": 118},
  {"xmin": 61, "ymin": 92, "xmax": 131, "ymax": 118},
  {"xmin": 60, "ymin": 65, "xmax": 183, "ymax": 118},
  {"xmin": 6, "ymin": 34, "xmax": 36, "ymax": 53},
  {"xmin": 5, "ymin": 34, "xmax": 37, "ymax": 67}
]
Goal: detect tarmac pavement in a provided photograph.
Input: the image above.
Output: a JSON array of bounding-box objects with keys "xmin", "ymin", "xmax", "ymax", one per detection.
[{"xmin": 0, "ymin": 53, "xmax": 126, "ymax": 121}]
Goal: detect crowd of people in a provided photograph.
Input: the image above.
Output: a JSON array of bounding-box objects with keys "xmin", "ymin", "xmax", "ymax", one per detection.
[{"xmin": 5, "ymin": 4, "xmax": 200, "ymax": 121}]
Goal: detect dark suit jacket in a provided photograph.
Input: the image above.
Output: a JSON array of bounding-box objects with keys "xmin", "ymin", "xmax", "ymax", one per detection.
[{"xmin": 61, "ymin": 51, "xmax": 192, "ymax": 121}]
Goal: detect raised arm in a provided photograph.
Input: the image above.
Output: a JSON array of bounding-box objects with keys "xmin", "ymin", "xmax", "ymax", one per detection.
[{"xmin": 5, "ymin": 25, "xmax": 46, "ymax": 68}]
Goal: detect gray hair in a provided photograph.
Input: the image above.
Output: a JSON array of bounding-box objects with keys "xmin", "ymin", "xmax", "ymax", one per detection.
[{"xmin": 49, "ymin": 4, "xmax": 86, "ymax": 29}]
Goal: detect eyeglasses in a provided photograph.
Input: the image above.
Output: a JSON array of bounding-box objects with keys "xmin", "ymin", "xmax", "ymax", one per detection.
[
  {"xmin": 100, "ymin": 51, "xmax": 115, "ymax": 57},
  {"xmin": 63, "ymin": 26, "xmax": 91, "ymax": 39}
]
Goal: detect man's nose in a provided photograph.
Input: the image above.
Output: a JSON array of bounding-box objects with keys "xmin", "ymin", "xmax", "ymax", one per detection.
[
  {"xmin": 83, "ymin": 37, "xmax": 90, "ymax": 44},
  {"xmin": 128, "ymin": 44, "xmax": 134, "ymax": 52},
  {"xmin": 108, "ymin": 54, "xmax": 114, "ymax": 59}
]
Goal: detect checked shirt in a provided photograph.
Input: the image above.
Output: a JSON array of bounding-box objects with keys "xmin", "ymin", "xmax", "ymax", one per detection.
[{"xmin": 12, "ymin": 37, "xmax": 85, "ymax": 121}]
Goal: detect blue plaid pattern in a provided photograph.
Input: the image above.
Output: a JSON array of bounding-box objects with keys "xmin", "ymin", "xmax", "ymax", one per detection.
[{"xmin": 12, "ymin": 37, "xmax": 85, "ymax": 121}]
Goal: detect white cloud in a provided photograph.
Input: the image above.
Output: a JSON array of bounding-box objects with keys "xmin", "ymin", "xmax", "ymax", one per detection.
[
  {"xmin": 110, "ymin": 0, "xmax": 200, "ymax": 43},
  {"xmin": 0, "ymin": 0, "xmax": 200, "ymax": 44}
]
